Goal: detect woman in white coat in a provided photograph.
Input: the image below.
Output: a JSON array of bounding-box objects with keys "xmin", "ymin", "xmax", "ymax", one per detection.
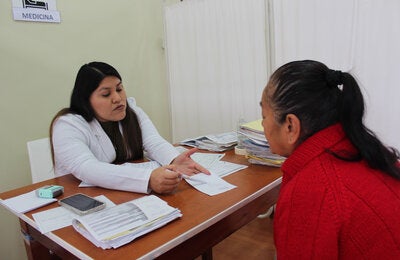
[{"xmin": 51, "ymin": 61, "xmax": 209, "ymax": 194}]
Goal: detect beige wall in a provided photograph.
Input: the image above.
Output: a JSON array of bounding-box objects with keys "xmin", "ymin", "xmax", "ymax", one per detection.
[{"xmin": 0, "ymin": 1, "xmax": 178, "ymax": 258}]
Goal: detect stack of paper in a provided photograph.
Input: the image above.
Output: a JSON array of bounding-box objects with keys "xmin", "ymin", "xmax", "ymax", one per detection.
[
  {"xmin": 244, "ymin": 140, "xmax": 286, "ymax": 167},
  {"xmin": 72, "ymin": 195, "xmax": 182, "ymax": 249},
  {"xmin": 238, "ymin": 120, "xmax": 286, "ymax": 167},
  {"xmin": 0, "ymin": 190, "xmax": 57, "ymax": 214},
  {"xmin": 179, "ymin": 132, "xmax": 237, "ymax": 152},
  {"xmin": 238, "ymin": 119, "xmax": 268, "ymax": 145}
]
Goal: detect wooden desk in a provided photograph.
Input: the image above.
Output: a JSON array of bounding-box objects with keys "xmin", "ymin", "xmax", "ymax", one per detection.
[{"xmin": 0, "ymin": 151, "xmax": 281, "ymax": 260}]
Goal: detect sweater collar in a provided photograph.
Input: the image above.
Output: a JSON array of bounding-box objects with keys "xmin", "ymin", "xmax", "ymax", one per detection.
[{"xmin": 281, "ymin": 123, "xmax": 347, "ymax": 182}]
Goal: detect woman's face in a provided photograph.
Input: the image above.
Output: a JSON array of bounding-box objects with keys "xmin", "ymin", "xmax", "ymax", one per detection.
[
  {"xmin": 261, "ymin": 91, "xmax": 291, "ymax": 157},
  {"xmin": 90, "ymin": 76, "xmax": 127, "ymax": 122}
]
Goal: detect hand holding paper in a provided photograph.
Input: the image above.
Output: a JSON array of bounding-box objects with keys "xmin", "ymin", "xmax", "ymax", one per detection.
[{"xmin": 171, "ymin": 148, "xmax": 211, "ymax": 176}]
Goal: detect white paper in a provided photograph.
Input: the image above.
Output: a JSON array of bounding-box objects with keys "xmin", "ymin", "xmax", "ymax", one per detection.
[
  {"xmin": 184, "ymin": 173, "xmax": 237, "ymax": 196},
  {"xmin": 32, "ymin": 195, "xmax": 115, "ymax": 234},
  {"xmin": 78, "ymin": 181, "xmax": 95, "ymax": 188},
  {"xmin": 191, "ymin": 152, "xmax": 225, "ymax": 169},
  {"xmin": 33, "ymin": 206, "xmax": 74, "ymax": 233},
  {"xmin": 183, "ymin": 153, "xmax": 247, "ymax": 196},
  {"xmin": 209, "ymin": 160, "xmax": 248, "ymax": 178},
  {"xmin": 175, "ymin": 146, "xmax": 188, "ymax": 153},
  {"xmin": 0, "ymin": 190, "xmax": 57, "ymax": 214}
]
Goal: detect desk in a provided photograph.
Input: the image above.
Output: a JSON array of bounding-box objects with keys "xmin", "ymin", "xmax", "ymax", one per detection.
[{"xmin": 0, "ymin": 150, "xmax": 281, "ymax": 260}]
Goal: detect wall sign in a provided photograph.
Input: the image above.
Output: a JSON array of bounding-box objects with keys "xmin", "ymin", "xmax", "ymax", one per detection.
[{"xmin": 12, "ymin": 0, "xmax": 61, "ymax": 23}]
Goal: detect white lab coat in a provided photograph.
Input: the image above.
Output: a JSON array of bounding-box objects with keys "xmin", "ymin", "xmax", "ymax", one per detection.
[{"xmin": 52, "ymin": 97, "xmax": 180, "ymax": 193}]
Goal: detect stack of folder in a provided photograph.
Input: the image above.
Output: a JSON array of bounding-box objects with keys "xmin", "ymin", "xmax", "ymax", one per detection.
[
  {"xmin": 179, "ymin": 132, "xmax": 237, "ymax": 152},
  {"xmin": 238, "ymin": 119, "xmax": 286, "ymax": 167}
]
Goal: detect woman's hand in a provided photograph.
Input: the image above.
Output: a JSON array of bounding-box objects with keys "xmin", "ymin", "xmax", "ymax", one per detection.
[
  {"xmin": 171, "ymin": 148, "xmax": 211, "ymax": 176},
  {"xmin": 149, "ymin": 166, "xmax": 181, "ymax": 194}
]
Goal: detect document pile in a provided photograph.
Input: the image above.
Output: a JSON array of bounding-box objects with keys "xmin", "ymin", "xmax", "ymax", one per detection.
[
  {"xmin": 179, "ymin": 132, "xmax": 237, "ymax": 152},
  {"xmin": 72, "ymin": 195, "xmax": 182, "ymax": 249},
  {"xmin": 238, "ymin": 120, "xmax": 286, "ymax": 167}
]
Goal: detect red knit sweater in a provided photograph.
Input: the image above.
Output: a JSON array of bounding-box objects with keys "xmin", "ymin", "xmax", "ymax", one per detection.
[{"xmin": 274, "ymin": 124, "xmax": 400, "ymax": 259}]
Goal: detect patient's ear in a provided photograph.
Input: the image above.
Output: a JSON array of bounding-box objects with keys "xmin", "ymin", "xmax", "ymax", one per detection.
[{"xmin": 284, "ymin": 114, "xmax": 301, "ymax": 145}]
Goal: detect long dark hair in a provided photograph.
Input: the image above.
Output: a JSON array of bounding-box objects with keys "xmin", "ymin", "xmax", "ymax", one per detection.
[
  {"xmin": 50, "ymin": 62, "xmax": 143, "ymax": 163},
  {"xmin": 264, "ymin": 60, "xmax": 400, "ymax": 179}
]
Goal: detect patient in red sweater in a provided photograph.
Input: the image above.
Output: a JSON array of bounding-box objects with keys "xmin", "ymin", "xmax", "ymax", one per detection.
[{"xmin": 260, "ymin": 60, "xmax": 400, "ymax": 259}]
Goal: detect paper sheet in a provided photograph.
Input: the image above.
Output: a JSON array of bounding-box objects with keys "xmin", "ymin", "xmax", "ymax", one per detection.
[
  {"xmin": 184, "ymin": 173, "xmax": 237, "ymax": 196},
  {"xmin": 0, "ymin": 190, "xmax": 57, "ymax": 214},
  {"xmin": 190, "ymin": 153, "xmax": 224, "ymax": 169},
  {"xmin": 209, "ymin": 160, "xmax": 248, "ymax": 178},
  {"xmin": 184, "ymin": 152, "xmax": 248, "ymax": 195}
]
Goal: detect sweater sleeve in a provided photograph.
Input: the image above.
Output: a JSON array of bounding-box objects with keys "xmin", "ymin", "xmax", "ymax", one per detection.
[{"xmin": 274, "ymin": 162, "xmax": 341, "ymax": 260}]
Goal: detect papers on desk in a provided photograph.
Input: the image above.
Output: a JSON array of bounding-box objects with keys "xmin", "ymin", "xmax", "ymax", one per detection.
[
  {"xmin": 190, "ymin": 152, "xmax": 225, "ymax": 169},
  {"xmin": 186, "ymin": 152, "xmax": 247, "ymax": 196},
  {"xmin": 191, "ymin": 152, "xmax": 247, "ymax": 178},
  {"xmin": 238, "ymin": 119, "xmax": 268, "ymax": 145},
  {"xmin": 77, "ymin": 152, "xmax": 245, "ymax": 197},
  {"xmin": 180, "ymin": 131, "xmax": 237, "ymax": 151},
  {"xmin": 238, "ymin": 119, "xmax": 286, "ymax": 167},
  {"xmin": 183, "ymin": 173, "xmax": 237, "ymax": 196},
  {"xmin": 210, "ymin": 160, "xmax": 248, "ymax": 178},
  {"xmin": 32, "ymin": 195, "xmax": 115, "ymax": 234},
  {"xmin": 0, "ymin": 190, "xmax": 57, "ymax": 214},
  {"xmin": 72, "ymin": 195, "xmax": 182, "ymax": 249},
  {"xmin": 243, "ymin": 139, "xmax": 286, "ymax": 167}
]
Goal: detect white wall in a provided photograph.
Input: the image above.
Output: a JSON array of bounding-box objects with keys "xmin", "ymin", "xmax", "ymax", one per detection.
[{"xmin": 0, "ymin": 1, "xmax": 178, "ymax": 258}]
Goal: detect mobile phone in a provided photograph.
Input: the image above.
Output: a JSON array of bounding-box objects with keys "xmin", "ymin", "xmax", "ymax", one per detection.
[{"xmin": 58, "ymin": 193, "xmax": 106, "ymax": 215}]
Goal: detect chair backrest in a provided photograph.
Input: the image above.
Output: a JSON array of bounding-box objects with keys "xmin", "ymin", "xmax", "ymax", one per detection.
[{"xmin": 27, "ymin": 137, "xmax": 55, "ymax": 183}]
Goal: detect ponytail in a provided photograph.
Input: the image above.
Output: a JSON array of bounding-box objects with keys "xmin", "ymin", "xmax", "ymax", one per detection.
[{"xmin": 338, "ymin": 73, "xmax": 400, "ymax": 179}]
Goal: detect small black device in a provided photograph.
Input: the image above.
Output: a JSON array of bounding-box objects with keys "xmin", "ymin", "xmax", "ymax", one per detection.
[{"xmin": 58, "ymin": 193, "xmax": 105, "ymax": 215}]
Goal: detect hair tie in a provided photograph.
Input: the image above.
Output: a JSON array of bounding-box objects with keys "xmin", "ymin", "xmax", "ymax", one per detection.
[{"xmin": 326, "ymin": 69, "xmax": 343, "ymax": 87}]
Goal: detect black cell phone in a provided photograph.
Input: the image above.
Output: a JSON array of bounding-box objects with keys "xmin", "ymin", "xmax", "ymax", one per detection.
[{"xmin": 58, "ymin": 193, "xmax": 105, "ymax": 215}]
